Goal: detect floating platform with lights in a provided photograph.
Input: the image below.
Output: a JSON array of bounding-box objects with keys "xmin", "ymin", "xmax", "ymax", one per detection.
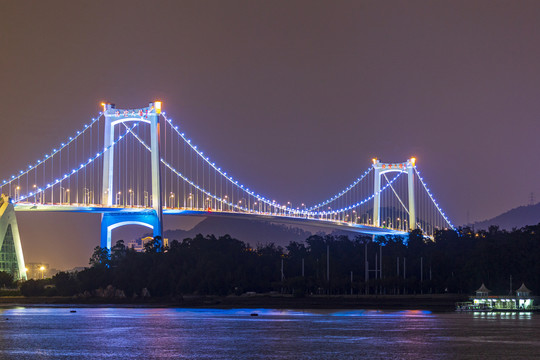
[{"xmin": 456, "ymin": 283, "xmax": 539, "ymax": 312}]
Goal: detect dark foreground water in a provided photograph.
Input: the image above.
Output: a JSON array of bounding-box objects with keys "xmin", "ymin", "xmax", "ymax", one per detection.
[{"xmin": 0, "ymin": 307, "xmax": 539, "ymax": 359}]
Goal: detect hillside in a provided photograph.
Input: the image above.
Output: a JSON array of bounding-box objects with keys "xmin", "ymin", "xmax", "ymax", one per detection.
[
  {"xmin": 162, "ymin": 217, "xmax": 316, "ymax": 248},
  {"xmin": 473, "ymin": 203, "xmax": 540, "ymax": 230}
]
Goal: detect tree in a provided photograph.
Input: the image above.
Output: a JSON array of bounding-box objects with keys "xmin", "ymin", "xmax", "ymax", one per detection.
[
  {"xmin": 52, "ymin": 271, "xmax": 80, "ymax": 296},
  {"xmin": 144, "ymin": 236, "xmax": 164, "ymax": 253},
  {"xmin": 407, "ymin": 229, "xmax": 425, "ymax": 255},
  {"xmin": 111, "ymin": 240, "xmax": 127, "ymax": 264},
  {"xmin": 89, "ymin": 246, "xmax": 110, "ymax": 267},
  {"xmin": 0, "ymin": 271, "xmax": 13, "ymax": 288},
  {"xmin": 20, "ymin": 279, "xmax": 47, "ymax": 296}
]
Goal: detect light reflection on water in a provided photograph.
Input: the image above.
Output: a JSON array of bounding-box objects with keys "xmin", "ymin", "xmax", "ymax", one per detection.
[{"xmin": 0, "ymin": 307, "xmax": 539, "ymax": 359}]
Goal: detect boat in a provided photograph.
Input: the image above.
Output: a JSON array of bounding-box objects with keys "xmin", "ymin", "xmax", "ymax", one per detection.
[{"xmin": 455, "ymin": 301, "xmax": 491, "ymax": 312}]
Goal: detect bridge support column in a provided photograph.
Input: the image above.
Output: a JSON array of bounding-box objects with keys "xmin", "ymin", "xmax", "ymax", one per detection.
[
  {"xmin": 407, "ymin": 164, "xmax": 416, "ymax": 230},
  {"xmin": 373, "ymin": 163, "xmax": 381, "ymax": 227},
  {"xmin": 149, "ymin": 102, "xmax": 163, "ymax": 239},
  {"xmin": 100, "ymin": 211, "xmax": 162, "ymax": 249},
  {"xmin": 101, "ymin": 103, "xmax": 115, "ymax": 207},
  {"xmin": 101, "ymin": 104, "xmax": 114, "ymax": 206}
]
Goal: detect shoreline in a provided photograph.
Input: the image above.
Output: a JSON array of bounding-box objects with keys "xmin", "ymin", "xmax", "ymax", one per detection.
[{"xmin": 0, "ymin": 294, "xmax": 468, "ymax": 311}]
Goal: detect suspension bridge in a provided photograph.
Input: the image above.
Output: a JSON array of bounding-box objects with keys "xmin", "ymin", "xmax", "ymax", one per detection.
[{"xmin": 0, "ymin": 101, "xmax": 455, "ymax": 279}]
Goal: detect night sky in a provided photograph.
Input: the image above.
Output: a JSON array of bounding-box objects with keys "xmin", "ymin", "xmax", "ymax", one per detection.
[{"xmin": 2, "ymin": 1, "xmax": 540, "ymax": 269}]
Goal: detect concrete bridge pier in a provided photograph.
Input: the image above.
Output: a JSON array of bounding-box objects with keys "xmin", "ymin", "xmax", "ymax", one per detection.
[{"xmin": 100, "ymin": 210, "xmax": 161, "ymax": 250}]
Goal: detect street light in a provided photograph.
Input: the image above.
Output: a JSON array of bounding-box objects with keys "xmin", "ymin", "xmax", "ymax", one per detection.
[
  {"xmin": 83, "ymin": 188, "xmax": 89, "ymax": 205},
  {"xmin": 39, "ymin": 266, "xmax": 45, "ymax": 279},
  {"xmin": 240, "ymin": 198, "xmax": 246, "ymax": 212},
  {"xmin": 169, "ymin": 192, "xmax": 175, "ymax": 208},
  {"xmin": 144, "ymin": 191, "xmax": 149, "ymax": 207},
  {"xmin": 39, "ymin": 188, "xmax": 43, "ymax": 204}
]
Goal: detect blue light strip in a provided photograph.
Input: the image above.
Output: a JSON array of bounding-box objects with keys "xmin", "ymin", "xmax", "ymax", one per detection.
[
  {"xmin": 15, "ymin": 123, "xmax": 137, "ymax": 203},
  {"xmin": 131, "ymin": 124, "xmax": 398, "ymax": 218},
  {"xmin": 160, "ymin": 114, "xmax": 396, "ymax": 219},
  {"xmin": 162, "ymin": 114, "xmax": 294, "ymax": 213},
  {"xmin": 321, "ymin": 173, "xmax": 402, "ymax": 216},
  {"xmin": 1, "ymin": 113, "xmax": 103, "ymax": 187},
  {"xmin": 414, "ymin": 167, "xmax": 455, "ymax": 230},
  {"xmin": 306, "ymin": 167, "xmax": 373, "ymax": 211},
  {"xmin": 124, "ymin": 125, "xmax": 262, "ymax": 213},
  {"xmin": 161, "ymin": 116, "xmax": 395, "ymax": 218}
]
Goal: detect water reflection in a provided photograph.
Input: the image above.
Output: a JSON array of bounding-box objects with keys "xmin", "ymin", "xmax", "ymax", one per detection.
[
  {"xmin": 472, "ymin": 311, "xmax": 533, "ymax": 320},
  {"xmin": 0, "ymin": 307, "xmax": 538, "ymax": 359}
]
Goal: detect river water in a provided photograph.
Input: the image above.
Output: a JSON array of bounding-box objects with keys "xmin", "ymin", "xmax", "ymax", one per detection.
[{"xmin": 0, "ymin": 307, "xmax": 538, "ymax": 359}]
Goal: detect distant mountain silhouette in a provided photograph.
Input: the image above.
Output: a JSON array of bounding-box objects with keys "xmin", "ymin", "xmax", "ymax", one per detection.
[
  {"xmin": 162, "ymin": 217, "xmax": 316, "ymax": 248},
  {"xmin": 473, "ymin": 203, "xmax": 540, "ymax": 230}
]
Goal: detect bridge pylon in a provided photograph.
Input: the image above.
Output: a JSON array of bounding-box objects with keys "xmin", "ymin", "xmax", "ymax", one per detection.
[
  {"xmin": 372, "ymin": 158, "xmax": 416, "ymax": 231},
  {"xmin": 100, "ymin": 102, "xmax": 163, "ymax": 249}
]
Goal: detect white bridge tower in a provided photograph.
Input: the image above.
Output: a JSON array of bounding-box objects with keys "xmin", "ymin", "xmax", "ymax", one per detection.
[
  {"xmin": 372, "ymin": 158, "xmax": 416, "ymax": 230},
  {"xmin": 100, "ymin": 102, "xmax": 163, "ymax": 249}
]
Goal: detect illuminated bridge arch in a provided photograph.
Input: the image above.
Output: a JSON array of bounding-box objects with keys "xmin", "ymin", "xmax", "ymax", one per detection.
[{"xmin": 100, "ymin": 210, "xmax": 161, "ymax": 249}]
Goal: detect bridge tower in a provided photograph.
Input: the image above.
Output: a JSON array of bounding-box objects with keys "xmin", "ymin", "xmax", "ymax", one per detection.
[
  {"xmin": 100, "ymin": 102, "xmax": 163, "ymax": 249},
  {"xmin": 372, "ymin": 158, "xmax": 416, "ymax": 230}
]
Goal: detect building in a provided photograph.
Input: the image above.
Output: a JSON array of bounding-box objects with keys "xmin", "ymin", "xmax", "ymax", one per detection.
[
  {"xmin": 127, "ymin": 237, "xmax": 169, "ymax": 252},
  {"xmin": 471, "ymin": 283, "xmax": 536, "ymax": 310},
  {"xmin": 0, "ymin": 195, "xmax": 26, "ymax": 280}
]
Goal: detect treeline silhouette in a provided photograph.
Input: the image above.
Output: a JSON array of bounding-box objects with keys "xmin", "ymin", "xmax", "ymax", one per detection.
[{"xmin": 18, "ymin": 224, "xmax": 540, "ymax": 297}]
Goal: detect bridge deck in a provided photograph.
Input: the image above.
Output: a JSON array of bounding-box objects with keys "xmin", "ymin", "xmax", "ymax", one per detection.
[{"xmin": 13, "ymin": 203, "xmax": 406, "ymax": 236}]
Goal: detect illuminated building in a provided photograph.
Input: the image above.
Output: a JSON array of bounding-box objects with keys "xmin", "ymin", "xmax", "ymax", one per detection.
[
  {"xmin": 127, "ymin": 237, "xmax": 168, "ymax": 252},
  {"xmin": 0, "ymin": 195, "xmax": 26, "ymax": 280},
  {"xmin": 469, "ymin": 283, "xmax": 537, "ymax": 311}
]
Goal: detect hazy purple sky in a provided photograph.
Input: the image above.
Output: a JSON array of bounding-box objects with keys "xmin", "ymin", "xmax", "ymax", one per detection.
[{"xmin": 2, "ymin": 1, "xmax": 540, "ymax": 269}]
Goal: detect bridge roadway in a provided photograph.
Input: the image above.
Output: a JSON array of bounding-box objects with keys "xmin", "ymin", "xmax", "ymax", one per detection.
[{"xmin": 13, "ymin": 203, "xmax": 406, "ymax": 237}]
